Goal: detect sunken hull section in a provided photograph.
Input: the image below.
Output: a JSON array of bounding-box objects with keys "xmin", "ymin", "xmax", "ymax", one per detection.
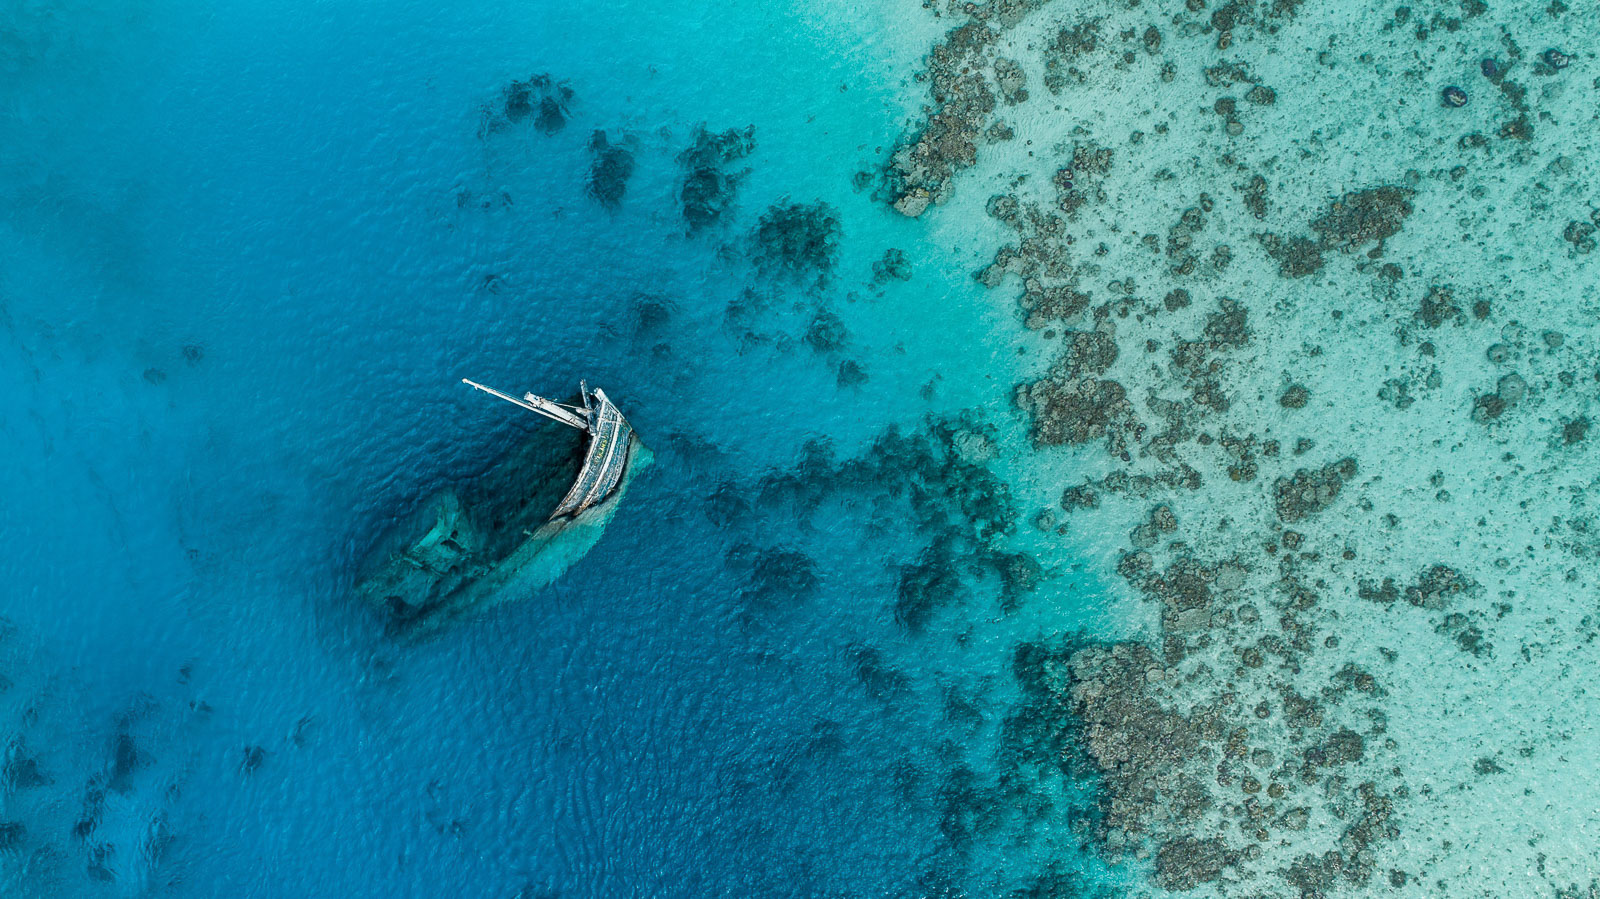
[{"xmin": 355, "ymin": 384, "xmax": 648, "ymax": 637}]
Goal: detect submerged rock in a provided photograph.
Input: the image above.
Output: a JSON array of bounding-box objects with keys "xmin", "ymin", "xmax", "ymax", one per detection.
[
  {"xmin": 1069, "ymin": 642, "xmax": 1213, "ymax": 849},
  {"xmin": 677, "ymin": 125, "xmax": 756, "ymax": 232},
  {"xmin": 1258, "ymin": 233, "xmax": 1326, "ymax": 278},
  {"xmin": 1309, "ymin": 728, "xmax": 1365, "ymax": 766},
  {"xmin": 895, "ymin": 543, "xmax": 963, "ymax": 631},
  {"xmin": 1042, "ymin": 19, "xmax": 1102, "ymax": 93},
  {"xmin": 751, "ymin": 201, "xmax": 841, "ymax": 280},
  {"xmin": 885, "ymin": 18, "xmax": 1022, "ymax": 216},
  {"xmin": 585, "ymin": 131, "xmax": 636, "ymax": 210},
  {"xmin": 847, "ymin": 643, "xmax": 910, "ymax": 699},
  {"xmin": 872, "ymin": 248, "xmax": 913, "ymax": 283},
  {"xmin": 729, "ymin": 543, "xmax": 820, "ymax": 605},
  {"xmin": 1279, "ymin": 384, "xmax": 1310, "ymax": 409},
  {"xmin": 1437, "ymin": 612, "xmax": 1490, "ymax": 656},
  {"xmin": 109, "ymin": 731, "xmax": 147, "ymax": 794},
  {"xmin": 1416, "ymin": 284, "xmax": 1461, "ymax": 328},
  {"xmin": 4, "ymin": 753, "xmax": 51, "ymax": 789},
  {"xmin": 1310, "ymin": 186, "xmax": 1415, "ymax": 252},
  {"xmin": 1272, "ymin": 458, "xmax": 1358, "ymax": 522},
  {"xmin": 239, "ymin": 745, "xmax": 267, "ymax": 775},
  {"xmin": 1015, "ymin": 376, "xmax": 1136, "ymax": 453},
  {"xmin": 1562, "ymin": 220, "xmax": 1597, "ymax": 254},
  {"xmin": 482, "ymin": 74, "xmax": 574, "ymax": 137},
  {"xmin": 1472, "ymin": 373, "xmax": 1526, "ymax": 422},
  {"xmin": 1156, "ymin": 836, "xmax": 1235, "ymax": 890},
  {"xmin": 1020, "ymin": 284, "xmax": 1091, "ymax": 329},
  {"xmin": 1405, "ymin": 564, "xmax": 1477, "ymax": 609},
  {"xmin": 1061, "ymin": 482, "xmax": 1100, "ymax": 512},
  {"xmin": 836, "ymin": 358, "xmax": 869, "ymax": 388}
]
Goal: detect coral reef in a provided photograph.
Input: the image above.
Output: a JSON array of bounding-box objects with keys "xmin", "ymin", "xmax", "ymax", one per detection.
[{"xmin": 885, "ymin": 0, "xmax": 1600, "ymax": 893}]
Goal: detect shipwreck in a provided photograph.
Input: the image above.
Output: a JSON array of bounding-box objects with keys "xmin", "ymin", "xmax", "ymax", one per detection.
[{"xmin": 354, "ymin": 379, "xmax": 649, "ymax": 636}]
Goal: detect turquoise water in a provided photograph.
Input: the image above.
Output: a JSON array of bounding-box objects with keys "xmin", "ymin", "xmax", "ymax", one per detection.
[
  {"xmin": 9, "ymin": 0, "xmax": 1600, "ymax": 896},
  {"xmin": 0, "ymin": 1, "xmax": 1125, "ymax": 896}
]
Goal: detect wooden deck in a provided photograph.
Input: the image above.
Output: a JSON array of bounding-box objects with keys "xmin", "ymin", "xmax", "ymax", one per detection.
[{"xmin": 551, "ymin": 388, "xmax": 633, "ymax": 518}]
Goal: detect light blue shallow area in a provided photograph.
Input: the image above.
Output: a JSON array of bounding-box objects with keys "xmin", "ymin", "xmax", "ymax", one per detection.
[{"xmin": 0, "ymin": 1, "xmax": 1125, "ymax": 896}]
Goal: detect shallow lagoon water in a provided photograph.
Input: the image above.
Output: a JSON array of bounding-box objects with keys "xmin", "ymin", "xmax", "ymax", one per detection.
[{"xmin": 877, "ymin": 0, "xmax": 1600, "ymax": 896}]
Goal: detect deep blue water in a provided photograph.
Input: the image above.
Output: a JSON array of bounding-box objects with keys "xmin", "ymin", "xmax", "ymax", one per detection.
[{"xmin": 1, "ymin": 2, "xmax": 1122, "ymax": 895}]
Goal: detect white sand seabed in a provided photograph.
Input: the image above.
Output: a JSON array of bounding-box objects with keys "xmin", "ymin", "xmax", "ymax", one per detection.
[{"xmin": 894, "ymin": 0, "xmax": 1600, "ymax": 894}]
